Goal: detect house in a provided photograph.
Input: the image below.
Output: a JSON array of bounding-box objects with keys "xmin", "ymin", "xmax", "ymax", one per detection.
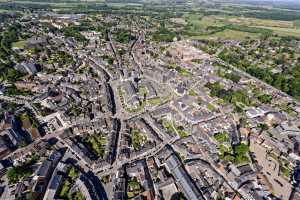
[
  {"xmin": 32, "ymin": 151, "xmax": 63, "ymax": 199},
  {"xmin": 175, "ymin": 82, "xmax": 186, "ymax": 96},
  {"xmin": 0, "ymin": 162, "xmax": 7, "ymax": 178},
  {"xmin": 164, "ymin": 152, "xmax": 204, "ymax": 200},
  {"xmin": 26, "ymin": 36, "xmax": 48, "ymax": 49},
  {"xmin": 1, "ymin": 129, "xmax": 24, "ymax": 147},
  {"xmin": 14, "ymin": 62, "xmax": 38, "ymax": 75},
  {"xmin": 34, "ymin": 160, "xmax": 53, "ymax": 180},
  {"xmin": 43, "ymin": 162, "xmax": 67, "ymax": 200},
  {"xmin": 0, "ymin": 136, "xmax": 10, "ymax": 159},
  {"xmin": 113, "ymin": 166, "xmax": 127, "ymax": 200},
  {"xmin": 126, "ymin": 160, "xmax": 155, "ymax": 200},
  {"xmin": 246, "ymin": 107, "xmax": 266, "ymax": 119},
  {"xmin": 0, "ymin": 84, "xmax": 4, "ymax": 95},
  {"xmin": 43, "ymin": 174, "xmax": 63, "ymax": 200},
  {"xmin": 123, "ymin": 80, "xmax": 140, "ymax": 109}
]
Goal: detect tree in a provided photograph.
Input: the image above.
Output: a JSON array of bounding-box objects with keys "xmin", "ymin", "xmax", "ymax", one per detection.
[
  {"xmin": 234, "ymin": 143, "xmax": 249, "ymax": 154},
  {"xmin": 224, "ymin": 72, "xmax": 241, "ymax": 83},
  {"xmin": 257, "ymin": 94, "xmax": 272, "ymax": 104}
]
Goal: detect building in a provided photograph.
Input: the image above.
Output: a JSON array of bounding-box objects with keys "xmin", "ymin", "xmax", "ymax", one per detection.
[
  {"xmin": 164, "ymin": 150, "xmax": 204, "ymax": 200},
  {"xmin": 14, "ymin": 62, "xmax": 38, "ymax": 75},
  {"xmin": 43, "ymin": 162, "xmax": 67, "ymax": 200},
  {"xmin": 1, "ymin": 128, "xmax": 24, "ymax": 147},
  {"xmin": 0, "ymin": 136, "xmax": 11, "ymax": 159},
  {"xmin": 32, "ymin": 151, "xmax": 63, "ymax": 199}
]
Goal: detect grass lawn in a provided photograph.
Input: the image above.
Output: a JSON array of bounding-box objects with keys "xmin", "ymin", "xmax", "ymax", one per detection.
[
  {"xmin": 12, "ymin": 40, "xmax": 26, "ymax": 49},
  {"xmin": 207, "ymin": 103, "xmax": 216, "ymax": 111},
  {"xmin": 68, "ymin": 166, "xmax": 78, "ymax": 181},
  {"xmin": 269, "ymin": 152, "xmax": 279, "ymax": 161},
  {"xmin": 216, "ymin": 99, "xmax": 226, "ymax": 106},
  {"xmin": 234, "ymin": 143, "xmax": 250, "ymax": 164},
  {"xmin": 168, "ymin": 65, "xmax": 191, "ymax": 77},
  {"xmin": 177, "ymin": 129, "xmax": 188, "ymax": 138},
  {"xmin": 59, "ymin": 180, "xmax": 71, "ymax": 198},
  {"xmin": 84, "ymin": 134, "xmax": 106, "ymax": 158},
  {"xmin": 178, "ymin": 68, "xmax": 191, "ymax": 77},
  {"xmin": 20, "ymin": 113, "xmax": 30, "ymax": 121},
  {"xmin": 127, "ymin": 177, "xmax": 142, "ymax": 193},
  {"xmin": 132, "ymin": 129, "xmax": 147, "ymax": 150},
  {"xmin": 57, "ymin": 165, "xmax": 83, "ymax": 200},
  {"xmin": 188, "ymin": 89, "xmax": 198, "ymax": 96},
  {"xmin": 218, "ymin": 144, "xmax": 233, "ymax": 155},
  {"xmin": 214, "ymin": 132, "xmax": 230, "ymax": 143},
  {"xmin": 162, "ymin": 120, "xmax": 177, "ymax": 134},
  {"xmin": 128, "ymin": 179, "xmax": 140, "ymax": 190},
  {"xmin": 281, "ymin": 166, "xmax": 291, "ymax": 178},
  {"xmin": 162, "ymin": 120, "xmax": 188, "ymax": 138},
  {"xmin": 127, "ymin": 192, "xmax": 135, "ymax": 199},
  {"xmin": 138, "ymin": 86, "xmax": 148, "ymax": 96},
  {"xmin": 147, "ymin": 97, "xmax": 161, "ymax": 106}
]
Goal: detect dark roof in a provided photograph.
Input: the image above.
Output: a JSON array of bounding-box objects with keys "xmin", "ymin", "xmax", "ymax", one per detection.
[
  {"xmin": 166, "ymin": 153, "xmax": 204, "ymax": 200},
  {"xmin": 36, "ymin": 160, "xmax": 52, "ymax": 177},
  {"xmin": 237, "ymin": 164, "xmax": 254, "ymax": 176},
  {"xmin": 49, "ymin": 174, "xmax": 63, "ymax": 190}
]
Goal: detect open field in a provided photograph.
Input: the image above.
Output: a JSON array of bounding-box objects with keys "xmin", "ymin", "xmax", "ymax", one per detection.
[
  {"xmin": 179, "ymin": 13, "xmax": 300, "ymax": 40},
  {"xmin": 223, "ymin": 16, "xmax": 294, "ymax": 28},
  {"xmin": 106, "ymin": 3, "xmax": 143, "ymax": 7},
  {"xmin": 183, "ymin": 14, "xmax": 296, "ymax": 29},
  {"xmin": 256, "ymin": 26, "xmax": 300, "ymax": 37},
  {"xmin": 170, "ymin": 18, "xmax": 187, "ymax": 25},
  {"xmin": 294, "ymin": 20, "xmax": 300, "ymax": 28},
  {"xmin": 0, "ymin": 0, "xmax": 105, "ymax": 6},
  {"xmin": 183, "ymin": 13, "xmax": 224, "ymax": 28},
  {"xmin": 0, "ymin": 9, "xmax": 12, "ymax": 13},
  {"xmin": 0, "ymin": 0, "xmax": 105, "ymax": 2},
  {"xmin": 190, "ymin": 29, "xmax": 260, "ymax": 40}
]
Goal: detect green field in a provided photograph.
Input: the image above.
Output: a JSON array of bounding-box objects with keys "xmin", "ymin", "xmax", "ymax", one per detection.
[
  {"xmin": 12, "ymin": 40, "xmax": 26, "ymax": 49},
  {"xmin": 256, "ymin": 26, "xmax": 300, "ymax": 38},
  {"xmin": 224, "ymin": 16, "xmax": 294, "ymax": 28},
  {"xmin": 0, "ymin": 0, "xmax": 104, "ymax": 2},
  {"xmin": 180, "ymin": 13, "xmax": 300, "ymax": 40},
  {"xmin": 0, "ymin": 9, "xmax": 12, "ymax": 13},
  {"xmin": 190, "ymin": 29, "xmax": 260, "ymax": 40},
  {"xmin": 294, "ymin": 20, "xmax": 300, "ymax": 28}
]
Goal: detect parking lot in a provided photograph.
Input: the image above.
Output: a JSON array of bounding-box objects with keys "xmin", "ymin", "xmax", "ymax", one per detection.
[{"xmin": 250, "ymin": 141, "xmax": 292, "ymax": 200}]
